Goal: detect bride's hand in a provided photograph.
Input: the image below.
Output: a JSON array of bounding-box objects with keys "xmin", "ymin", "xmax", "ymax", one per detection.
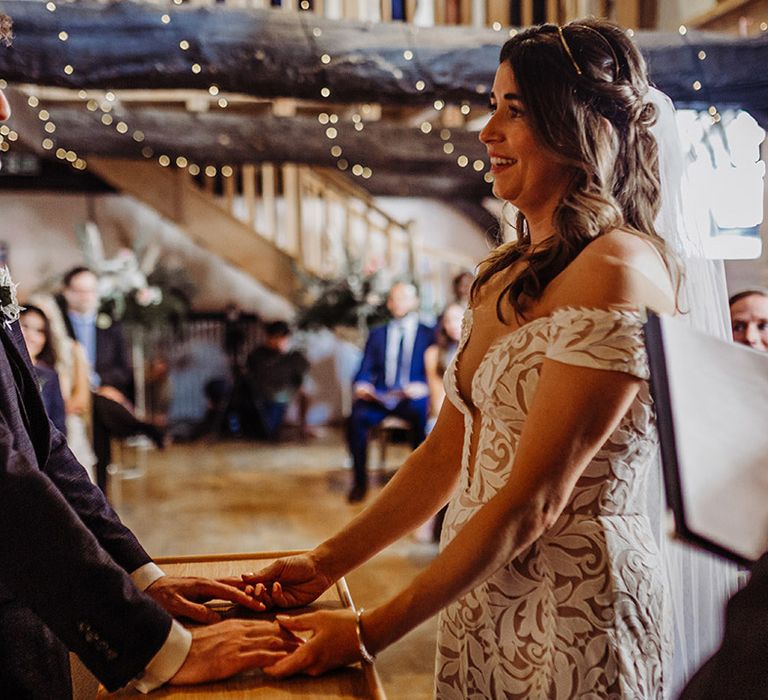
[
  {"xmin": 239, "ymin": 554, "xmax": 334, "ymax": 609},
  {"xmin": 264, "ymin": 609, "xmax": 361, "ymax": 678}
]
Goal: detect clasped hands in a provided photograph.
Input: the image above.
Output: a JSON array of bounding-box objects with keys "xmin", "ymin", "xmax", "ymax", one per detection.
[
  {"xmin": 221, "ymin": 553, "xmax": 373, "ymax": 679},
  {"xmin": 145, "ymin": 575, "xmax": 303, "ymax": 685}
]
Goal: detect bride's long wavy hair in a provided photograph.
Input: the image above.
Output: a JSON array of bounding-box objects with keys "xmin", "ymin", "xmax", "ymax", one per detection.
[{"xmin": 473, "ymin": 18, "xmax": 681, "ymax": 320}]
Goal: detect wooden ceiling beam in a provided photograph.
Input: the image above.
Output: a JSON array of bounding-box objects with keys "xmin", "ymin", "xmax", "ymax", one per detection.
[{"xmin": 3, "ymin": 1, "xmax": 768, "ymax": 115}]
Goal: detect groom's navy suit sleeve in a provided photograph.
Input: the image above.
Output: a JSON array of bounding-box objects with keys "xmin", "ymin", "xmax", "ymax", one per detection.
[{"xmin": 0, "ymin": 321, "xmax": 171, "ymax": 691}]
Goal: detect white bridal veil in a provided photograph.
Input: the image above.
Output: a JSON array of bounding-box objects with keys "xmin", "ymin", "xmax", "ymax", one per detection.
[{"xmin": 647, "ymin": 87, "xmax": 742, "ymax": 697}]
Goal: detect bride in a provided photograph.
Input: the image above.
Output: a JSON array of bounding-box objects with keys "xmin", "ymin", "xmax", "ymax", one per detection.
[{"xmin": 239, "ymin": 18, "xmax": 730, "ymax": 698}]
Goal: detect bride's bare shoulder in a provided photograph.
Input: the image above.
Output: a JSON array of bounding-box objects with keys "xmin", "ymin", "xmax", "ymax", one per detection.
[{"xmin": 545, "ymin": 230, "xmax": 676, "ymax": 313}]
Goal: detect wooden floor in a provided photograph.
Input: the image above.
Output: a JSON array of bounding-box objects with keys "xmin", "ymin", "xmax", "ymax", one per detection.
[{"xmin": 111, "ymin": 430, "xmax": 438, "ymax": 699}]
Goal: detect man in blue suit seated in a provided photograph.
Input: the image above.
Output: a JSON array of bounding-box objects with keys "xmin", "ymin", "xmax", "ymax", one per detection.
[{"xmin": 347, "ymin": 282, "xmax": 434, "ymax": 503}]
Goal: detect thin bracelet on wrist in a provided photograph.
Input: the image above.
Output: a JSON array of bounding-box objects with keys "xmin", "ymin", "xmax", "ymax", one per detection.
[{"xmin": 354, "ymin": 608, "xmax": 376, "ymax": 664}]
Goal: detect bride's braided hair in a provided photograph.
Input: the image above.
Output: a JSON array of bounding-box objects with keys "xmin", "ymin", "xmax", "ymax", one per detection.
[{"xmin": 474, "ymin": 17, "xmax": 681, "ymax": 320}]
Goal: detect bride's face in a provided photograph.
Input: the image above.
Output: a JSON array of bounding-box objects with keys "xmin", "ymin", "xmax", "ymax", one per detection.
[{"xmin": 479, "ymin": 63, "xmax": 570, "ymax": 211}]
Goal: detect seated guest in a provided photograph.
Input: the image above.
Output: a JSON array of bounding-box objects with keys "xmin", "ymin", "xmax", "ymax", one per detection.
[
  {"xmin": 56, "ymin": 266, "xmax": 164, "ymax": 492},
  {"xmin": 451, "ymin": 270, "xmax": 474, "ymax": 308},
  {"xmin": 19, "ymin": 305, "xmax": 66, "ymax": 435},
  {"xmin": 424, "ymin": 302, "xmax": 465, "ymax": 433},
  {"xmin": 244, "ymin": 321, "xmax": 310, "ymax": 441},
  {"xmin": 346, "ymin": 282, "xmax": 434, "ymax": 503},
  {"xmin": 28, "ymin": 292, "xmax": 97, "ymax": 482},
  {"xmin": 729, "ymin": 288, "xmax": 768, "ymax": 351}
]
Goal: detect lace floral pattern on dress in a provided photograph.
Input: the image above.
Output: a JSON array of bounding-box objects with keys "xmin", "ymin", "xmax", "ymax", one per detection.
[{"xmin": 435, "ymin": 306, "xmax": 671, "ymax": 700}]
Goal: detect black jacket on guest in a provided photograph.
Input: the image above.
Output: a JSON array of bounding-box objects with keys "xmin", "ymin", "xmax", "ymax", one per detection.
[{"xmin": 0, "ymin": 320, "xmax": 171, "ymax": 692}]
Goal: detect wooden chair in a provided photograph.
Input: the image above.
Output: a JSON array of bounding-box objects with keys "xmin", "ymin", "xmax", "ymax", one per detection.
[{"xmin": 370, "ymin": 415, "xmax": 414, "ymax": 471}]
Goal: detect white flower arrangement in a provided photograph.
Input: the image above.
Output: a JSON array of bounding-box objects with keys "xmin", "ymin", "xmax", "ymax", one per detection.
[{"xmin": 0, "ymin": 265, "xmax": 23, "ymax": 327}]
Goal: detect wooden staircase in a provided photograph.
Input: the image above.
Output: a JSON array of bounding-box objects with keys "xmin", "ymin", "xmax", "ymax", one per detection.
[
  {"xmin": 88, "ymin": 156, "xmax": 479, "ymax": 309},
  {"xmin": 88, "ymin": 157, "xmax": 301, "ymax": 300}
]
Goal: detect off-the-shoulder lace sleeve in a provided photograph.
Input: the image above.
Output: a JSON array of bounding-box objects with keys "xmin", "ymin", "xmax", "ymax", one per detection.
[{"xmin": 546, "ymin": 307, "xmax": 649, "ymax": 379}]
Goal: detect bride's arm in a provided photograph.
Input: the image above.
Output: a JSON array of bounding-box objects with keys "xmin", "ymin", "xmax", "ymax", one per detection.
[
  {"xmin": 267, "ymin": 354, "xmax": 642, "ymax": 676},
  {"xmin": 241, "ymin": 399, "xmax": 465, "ymax": 603},
  {"xmin": 362, "ymin": 357, "xmax": 641, "ymax": 652},
  {"xmin": 315, "ymin": 398, "xmax": 465, "ymax": 579}
]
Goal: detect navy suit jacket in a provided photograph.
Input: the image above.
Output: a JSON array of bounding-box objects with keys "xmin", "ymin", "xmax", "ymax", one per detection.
[
  {"xmin": 354, "ymin": 321, "xmax": 435, "ymax": 392},
  {"xmin": 0, "ymin": 320, "xmax": 171, "ymax": 691}
]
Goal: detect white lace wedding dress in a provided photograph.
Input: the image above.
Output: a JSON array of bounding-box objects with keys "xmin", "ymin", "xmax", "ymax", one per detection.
[{"xmin": 435, "ymin": 306, "xmax": 672, "ymax": 699}]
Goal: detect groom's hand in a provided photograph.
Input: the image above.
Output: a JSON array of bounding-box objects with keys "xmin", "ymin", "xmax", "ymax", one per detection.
[
  {"xmin": 146, "ymin": 576, "xmax": 267, "ymax": 624},
  {"xmin": 238, "ymin": 554, "xmax": 334, "ymax": 609},
  {"xmin": 169, "ymin": 619, "xmax": 302, "ymax": 685}
]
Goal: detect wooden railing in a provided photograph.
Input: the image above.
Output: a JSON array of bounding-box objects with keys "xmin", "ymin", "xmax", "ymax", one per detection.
[{"xmin": 196, "ymin": 161, "xmax": 420, "ymax": 282}]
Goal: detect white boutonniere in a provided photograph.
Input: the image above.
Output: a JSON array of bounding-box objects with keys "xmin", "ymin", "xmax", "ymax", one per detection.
[
  {"xmin": 96, "ymin": 312, "xmax": 113, "ymax": 330},
  {"xmin": 0, "ymin": 266, "xmax": 23, "ymax": 327}
]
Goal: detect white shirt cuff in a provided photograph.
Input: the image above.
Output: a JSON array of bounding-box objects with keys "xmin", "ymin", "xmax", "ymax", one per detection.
[
  {"xmin": 130, "ymin": 562, "xmax": 166, "ymax": 591},
  {"xmin": 132, "ymin": 620, "xmax": 192, "ymax": 693}
]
